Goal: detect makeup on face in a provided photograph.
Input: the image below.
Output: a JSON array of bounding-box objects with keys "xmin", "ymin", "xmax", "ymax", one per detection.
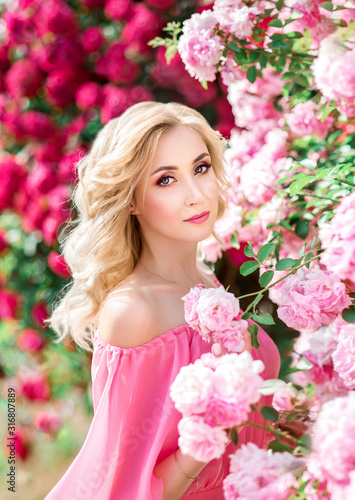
[{"xmin": 183, "ymin": 211, "xmax": 210, "ymax": 224}]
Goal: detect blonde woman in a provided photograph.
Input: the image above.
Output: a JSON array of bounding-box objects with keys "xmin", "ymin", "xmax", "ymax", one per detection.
[{"xmin": 44, "ymin": 102, "xmax": 280, "ymax": 500}]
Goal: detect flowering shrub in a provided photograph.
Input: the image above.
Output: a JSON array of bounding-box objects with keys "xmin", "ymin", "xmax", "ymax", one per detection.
[
  {"xmin": 152, "ymin": 0, "xmax": 355, "ymax": 497},
  {"xmin": 0, "ymin": 0, "xmax": 234, "ymax": 472}
]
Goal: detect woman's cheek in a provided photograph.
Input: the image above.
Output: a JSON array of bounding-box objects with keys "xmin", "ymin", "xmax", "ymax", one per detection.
[{"xmin": 204, "ymin": 177, "xmax": 220, "ymax": 199}]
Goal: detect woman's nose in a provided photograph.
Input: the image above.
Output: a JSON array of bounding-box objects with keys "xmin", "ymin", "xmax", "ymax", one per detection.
[{"xmin": 184, "ymin": 178, "xmax": 206, "ymax": 204}]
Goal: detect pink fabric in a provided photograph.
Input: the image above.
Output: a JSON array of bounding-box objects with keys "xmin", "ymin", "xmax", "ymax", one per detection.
[{"xmin": 44, "ymin": 278, "xmax": 281, "ymax": 499}]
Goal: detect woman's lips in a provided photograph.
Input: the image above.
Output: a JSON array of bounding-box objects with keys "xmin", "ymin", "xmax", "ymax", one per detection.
[{"xmin": 184, "ymin": 211, "xmax": 210, "ymax": 223}]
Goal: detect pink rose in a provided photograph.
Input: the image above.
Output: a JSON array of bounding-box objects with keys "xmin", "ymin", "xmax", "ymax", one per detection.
[
  {"xmin": 12, "ymin": 427, "xmax": 31, "ymax": 461},
  {"xmin": 45, "ymin": 67, "xmax": 89, "ymax": 108},
  {"xmin": 4, "ymin": 58, "xmax": 43, "ymax": 99},
  {"xmin": 33, "ymin": 411, "xmax": 61, "ymax": 434},
  {"xmin": 223, "ymin": 442, "xmax": 300, "ymax": 500},
  {"xmin": 272, "ymin": 383, "xmax": 298, "ymax": 412},
  {"xmin": 307, "ymin": 393, "xmax": 355, "ymax": 488},
  {"xmin": 104, "ymin": 0, "xmax": 132, "ymax": 21},
  {"xmin": 286, "ymin": 101, "xmax": 334, "ymax": 139},
  {"xmin": 0, "ymin": 288, "xmax": 21, "ymax": 320},
  {"xmin": 31, "ymin": 301, "xmax": 50, "ymax": 328},
  {"xmin": 182, "ymin": 286, "xmax": 248, "ymax": 352},
  {"xmin": 277, "ymin": 267, "xmax": 352, "ymax": 332},
  {"xmin": 47, "ymin": 251, "xmax": 71, "ymax": 278},
  {"xmin": 178, "ymin": 415, "xmax": 229, "ymax": 462},
  {"xmin": 332, "ymin": 324, "xmax": 355, "ymax": 390},
  {"xmin": 169, "ymin": 359, "xmax": 214, "ymax": 415},
  {"xmin": 320, "ymin": 191, "xmax": 355, "ymax": 285},
  {"xmin": 2, "ymin": 10, "xmax": 36, "ymax": 46},
  {"xmin": 0, "ymin": 157, "xmax": 26, "ymax": 211},
  {"xmin": 33, "ymin": 0, "xmax": 78, "ymax": 38},
  {"xmin": 18, "ymin": 371, "xmax": 51, "ymax": 401},
  {"xmin": 17, "ymin": 328, "xmax": 46, "ymax": 352},
  {"xmin": 80, "ymin": 27, "xmax": 104, "ymax": 53},
  {"xmin": 75, "ymin": 82, "xmax": 102, "ymax": 111},
  {"xmin": 144, "ymin": 0, "xmax": 174, "ymax": 9}
]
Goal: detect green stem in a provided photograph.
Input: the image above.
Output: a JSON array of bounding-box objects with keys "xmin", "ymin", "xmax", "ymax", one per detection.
[
  {"xmin": 236, "ymin": 255, "xmax": 320, "ymax": 301},
  {"xmin": 245, "ymin": 420, "xmax": 302, "ymax": 445},
  {"xmin": 333, "ymin": 177, "xmax": 355, "ymax": 188}
]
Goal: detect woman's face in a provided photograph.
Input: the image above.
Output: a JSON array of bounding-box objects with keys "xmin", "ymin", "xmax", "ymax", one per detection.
[{"xmin": 132, "ymin": 124, "xmax": 220, "ymax": 245}]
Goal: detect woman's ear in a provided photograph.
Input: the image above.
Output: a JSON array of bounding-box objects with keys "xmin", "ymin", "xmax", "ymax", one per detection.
[{"xmin": 130, "ymin": 203, "xmax": 139, "ymax": 215}]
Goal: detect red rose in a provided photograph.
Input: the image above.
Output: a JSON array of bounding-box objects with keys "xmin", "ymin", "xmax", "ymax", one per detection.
[
  {"xmin": 31, "ymin": 301, "xmax": 50, "ymax": 328},
  {"xmin": 104, "ymin": 0, "xmax": 132, "ymax": 21},
  {"xmin": 47, "ymin": 250, "xmax": 71, "ymax": 278},
  {"xmin": 33, "ymin": 411, "xmax": 62, "ymax": 434},
  {"xmin": 4, "ymin": 58, "xmax": 43, "ymax": 99},
  {"xmin": 80, "ymin": 27, "xmax": 104, "ymax": 53},
  {"xmin": 17, "ymin": 327, "xmax": 46, "ymax": 352},
  {"xmin": 75, "ymin": 81, "xmax": 102, "ymax": 111},
  {"xmin": 0, "ymin": 289, "xmax": 21, "ymax": 320},
  {"xmin": 18, "ymin": 371, "xmax": 51, "ymax": 401}
]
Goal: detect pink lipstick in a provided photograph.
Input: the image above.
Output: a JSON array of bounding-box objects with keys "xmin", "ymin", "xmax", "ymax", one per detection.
[{"xmin": 184, "ymin": 211, "xmax": 210, "ymax": 224}]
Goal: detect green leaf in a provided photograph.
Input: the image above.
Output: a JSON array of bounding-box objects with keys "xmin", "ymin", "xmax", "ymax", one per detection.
[
  {"xmin": 275, "ymin": 258, "xmax": 297, "ymax": 270},
  {"xmin": 231, "ymin": 427, "xmax": 239, "ymax": 446},
  {"xmin": 287, "ymin": 358, "xmax": 313, "ymax": 374},
  {"xmin": 276, "ymin": 0, "xmax": 284, "ymax": 10},
  {"xmin": 230, "ymin": 232, "xmax": 240, "ymax": 249},
  {"xmin": 286, "ymin": 411, "xmax": 298, "ymax": 423},
  {"xmin": 257, "ymin": 243, "xmax": 275, "ymax": 263},
  {"xmin": 248, "ymin": 324, "xmax": 260, "ymax": 349},
  {"xmin": 229, "ymin": 41, "xmax": 242, "ymax": 53},
  {"xmin": 244, "ymin": 242, "xmax": 254, "ymax": 258},
  {"xmin": 285, "ymin": 31, "xmax": 303, "ymax": 39},
  {"xmin": 165, "ymin": 44, "xmax": 177, "ymax": 63},
  {"xmin": 327, "ymin": 129, "xmax": 342, "ymax": 144},
  {"xmin": 318, "ymin": 211, "xmax": 333, "ymax": 225},
  {"xmin": 261, "ymin": 405, "xmax": 279, "ymax": 421},
  {"xmin": 299, "ymin": 158, "xmax": 317, "ymax": 169},
  {"xmin": 252, "ymin": 311, "xmax": 275, "ymax": 325},
  {"xmin": 299, "ymin": 434, "xmax": 312, "ymax": 451},
  {"xmin": 289, "ymin": 176, "xmax": 314, "ymax": 197},
  {"xmin": 201, "ymin": 80, "xmax": 208, "ymax": 90},
  {"xmin": 246, "ymin": 65, "xmax": 257, "ymax": 84},
  {"xmin": 293, "ymin": 74, "xmax": 309, "ymax": 87},
  {"xmin": 305, "ymin": 251, "xmax": 313, "ymax": 268},
  {"xmin": 279, "ymin": 220, "xmax": 293, "ymax": 231},
  {"xmin": 342, "ymin": 305, "xmax": 355, "ymax": 323},
  {"xmin": 321, "ymin": 104, "xmax": 335, "ymax": 122},
  {"xmin": 249, "ymin": 50, "xmax": 260, "ymax": 63},
  {"xmin": 242, "ymin": 312, "xmax": 253, "ymax": 320},
  {"xmin": 311, "ymin": 235, "xmax": 317, "ymax": 250},
  {"xmin": 240, "ymin": 260, "xmax": 260, "ymax": 276},
  {"xmin": 319, "ymin": 1, "xmax": 333, "ymax": 11},
  {"xmin": 268, "ymin": 440, "xmax": 293, "ymax": 453},
  {"xmin": 268, "ymin": 19, "xmax": 283, "ymax": 27},
  {"xmin": 295, "ymin": 220, "xmax": 309, "ymax": 239},
  {"xmin": 259, "ymin": 270, "xmax": 274, "ymax": 288}
]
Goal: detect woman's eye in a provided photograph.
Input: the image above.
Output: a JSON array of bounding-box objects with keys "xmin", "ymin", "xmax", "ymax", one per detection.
[{"xmin": 157, "ymin": 163, "xmax": 212, "ymax": 187}]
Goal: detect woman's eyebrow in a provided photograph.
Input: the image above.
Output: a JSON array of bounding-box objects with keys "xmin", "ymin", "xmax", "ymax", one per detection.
[{"xmin": 151, "ymin": 152, "xmax": 210, "ymax": 176}]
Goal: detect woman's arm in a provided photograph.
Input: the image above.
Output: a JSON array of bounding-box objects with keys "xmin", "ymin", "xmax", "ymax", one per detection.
[
  {"xmin": 153, "ymin": 447, "xmax": 210, "ymax": 500},
  {"xmin": 154, "ymin": 430, "xmax": 233, "ymax": 500}
]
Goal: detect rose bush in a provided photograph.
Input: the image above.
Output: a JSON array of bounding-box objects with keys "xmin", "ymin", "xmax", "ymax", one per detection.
[{"xmin": 152, "ymin": 0, "xmax": 355, "ymax": 497}]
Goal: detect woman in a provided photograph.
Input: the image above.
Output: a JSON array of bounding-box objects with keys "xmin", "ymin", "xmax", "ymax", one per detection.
[{"xmin": 44, "ymin": 102, "xmax": 280, "ymax": 500}]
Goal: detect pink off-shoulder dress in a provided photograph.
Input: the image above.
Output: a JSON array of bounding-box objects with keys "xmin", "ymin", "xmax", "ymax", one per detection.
[{"xmin": 44, "ymin": 278, "xmax": 280, "ymax": 500}]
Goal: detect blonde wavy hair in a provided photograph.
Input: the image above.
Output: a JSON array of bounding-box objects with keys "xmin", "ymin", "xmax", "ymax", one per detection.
[{"xmin": 45, "ymin": 101, "xmax": 232, "ymax": 352}]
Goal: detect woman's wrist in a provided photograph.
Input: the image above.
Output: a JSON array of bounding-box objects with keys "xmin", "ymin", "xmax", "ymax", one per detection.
[{"xmin": 174, "ymin": 447, "xmax": 210, "ymax": 479}]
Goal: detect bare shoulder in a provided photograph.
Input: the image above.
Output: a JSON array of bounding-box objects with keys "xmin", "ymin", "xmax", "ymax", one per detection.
[{"xmin": 98, "ymin": 284, "xmax": 157, "ymax": 348}]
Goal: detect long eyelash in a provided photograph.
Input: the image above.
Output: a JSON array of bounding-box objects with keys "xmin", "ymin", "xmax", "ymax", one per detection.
[{"xmin": 157, "ymin": 163, "xmax": 212, "ymax": 186}]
